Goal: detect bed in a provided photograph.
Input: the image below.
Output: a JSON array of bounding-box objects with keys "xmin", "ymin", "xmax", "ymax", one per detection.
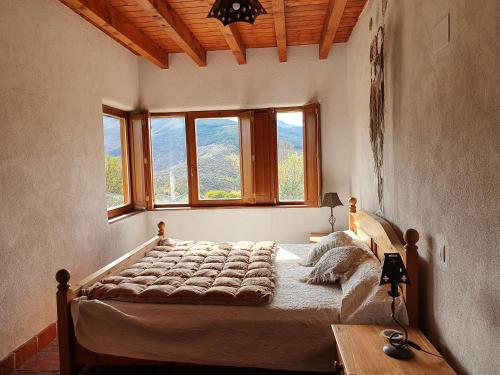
[{"xmin": 55, "ymin": 197, "xmax": 420, "ymax": 374}]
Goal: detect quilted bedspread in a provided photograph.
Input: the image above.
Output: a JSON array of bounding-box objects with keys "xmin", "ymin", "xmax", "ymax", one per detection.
[{"xmin": 84, "ymin": 238, "xmax": 278, "ymax": 306}]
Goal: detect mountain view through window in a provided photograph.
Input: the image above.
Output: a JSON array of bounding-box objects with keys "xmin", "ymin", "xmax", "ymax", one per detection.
[
  {"xmin": 149, "ymin": 112, "xmax": 306, "ymax": 205},
  {"xmin": 277, "ymin": 111, "xmax": 305, "ymax": 202},
  {"xmin": 195, "ymin": 117, "xmax": 242, "ymax": 200},
  {"xmin": 103, "ymin": 115, "xmax": 128, "ymax": 209},
  {"xmin": 151, "ymin": 116, "xmax": 189, "ymax": 204}
]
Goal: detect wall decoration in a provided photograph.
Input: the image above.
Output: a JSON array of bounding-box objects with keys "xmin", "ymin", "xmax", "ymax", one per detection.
[
  {"xmin": 382, "ymin": 0, "xmax": 389, "ymax": 17},
  {"xmin": 370, "ymin": 26, "xmax": 385, "ymax": 210}
]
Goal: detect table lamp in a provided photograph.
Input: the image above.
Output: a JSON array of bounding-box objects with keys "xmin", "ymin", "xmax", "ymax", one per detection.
[
  {"xmin": 379, "ymin": 252, "xmax": 412, "ymax": 359},
  {"xmin": 321, "ymin": 192, "xmax": 343, "ymax": 232}
]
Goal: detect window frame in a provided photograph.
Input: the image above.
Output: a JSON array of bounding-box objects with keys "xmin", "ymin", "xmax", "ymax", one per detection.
[
  {"xmin": 102, "ymin": 105, "xmax": 135, "ymax": 219},
  {"xmin": 275, "ymin": 107, "xmax": 307, "ymax": 205},
  {"xmin": 149, "ymin": 104, "xmax": 321, "ymax": 209},
  {"xmin": 187, "ymin": 110, "xmax": 247, "ymax": 207},
  {"xmin": 149, "ymin": 113, "xmax": 191, "ymax": 207}
]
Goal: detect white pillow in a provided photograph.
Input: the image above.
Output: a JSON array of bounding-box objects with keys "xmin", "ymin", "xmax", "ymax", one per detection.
[
  {"xmin": 300, "ymin": 231, "xmax": 354, "ymax": 267},
  {"xmin": 340, "ymin": 255, "xmax": 409, "ymax": 325},
  {"xmin": 300, "ymin": 245, "xmax": 367, "ymax": 284}
]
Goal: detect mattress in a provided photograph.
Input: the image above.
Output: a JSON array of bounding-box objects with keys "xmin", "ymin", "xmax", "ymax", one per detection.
[
  {"xmin": 71, "ymin": 244, "xmax": 342, "ymax": 372},
  {"xmin": 83, "ymin": 240, "xmax": 278, "ymax": 306}
]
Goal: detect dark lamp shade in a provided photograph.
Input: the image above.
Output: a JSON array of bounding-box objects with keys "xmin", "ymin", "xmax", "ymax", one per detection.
[
  {"xmin": 321, "ymin": 192, "xmax": 343, "ymax": 208},
  {"xmin": 379, "ymin": 253, "xmax": 411, "ymax": 286},
  {"xmin": 207, "ymin": 0, "xmax": 267, "ymax": 26}
]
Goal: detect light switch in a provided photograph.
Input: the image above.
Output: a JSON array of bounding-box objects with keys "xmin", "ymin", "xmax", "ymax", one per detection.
[
  {"xmin": 439, "ymin": 243, "xmax": 446, "ymax": 264},
  {"xmin": 435, "ymin": 233, "xmax": 448, "ymax": 268},
  {"xmin": 433, "ymin": 13, "xmax": 450, "ymax": 52}
]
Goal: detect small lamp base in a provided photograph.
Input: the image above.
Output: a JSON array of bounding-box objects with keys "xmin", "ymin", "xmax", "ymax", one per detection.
[{"xmin": 383, "ymin": 343, "xmax": 413, "ymax": 360}]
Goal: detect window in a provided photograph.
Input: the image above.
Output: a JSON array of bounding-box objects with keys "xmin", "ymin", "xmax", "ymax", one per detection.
[
  {"xmin": 148, "ymin": 104, "xmax": 320, "ymax": 208},
  {"xmin": 277, "ymin": 111, "xmax": 305, "ymax": 202},
  {"xmin": 151, "ymin": 116, "xmax": 189, "ymax": 205},
  {"xmin": 102, "ymin": 106, "xmax": 133, "ymax": 218},
  {"xmin": 195, "ymin": 117, "xmax": 242, "ymax": 200}
]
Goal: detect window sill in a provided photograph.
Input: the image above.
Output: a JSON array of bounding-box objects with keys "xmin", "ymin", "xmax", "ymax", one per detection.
[
  {"xmin": 152, "ymin": 204, "xmax": 318, "ymax": 211},
  {"xmin": 108, "ymin": 210, "xmax": 145, "ymax": 224}
]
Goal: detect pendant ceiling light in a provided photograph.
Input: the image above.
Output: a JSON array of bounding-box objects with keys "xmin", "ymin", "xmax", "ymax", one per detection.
[{"xmin": 208, "ymin": 0, "xmax": 267, "ymax": 26}]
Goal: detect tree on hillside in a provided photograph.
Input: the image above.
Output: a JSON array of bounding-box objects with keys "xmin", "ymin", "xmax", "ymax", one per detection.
[
  {"xmin": 153, "ymin": 169, "xmax": 189, "ymax": 203},
  {"xmin": 205, "ymin": 190, "xmax": 241, "ymax": 199},
  {"xmin": 105, "ymin": 154, "xmax": 123, "ymax": 194},
  {"xmin": 278, "ymin": 140, "xmax": 305, "ymax": 201},
  {"xmin": 105, "ymin": 154, "xmax": 125, "ymax": 208}
]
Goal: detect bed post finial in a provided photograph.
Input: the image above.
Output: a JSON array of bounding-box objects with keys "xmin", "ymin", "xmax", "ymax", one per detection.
[
  {"xmin": 158, "ymin": 221, "xmax": 166, "ymax": 238},
  {"xmin": 56, "ymin": 269, "xmax": 70, "ymax": 291},
  {"xmin": 404, "ymin": 229, "xmax": 419, "ymax": 250},
  {"xmin": 348, "ymin": 196, "xmax": 357, "ymax": 213}
]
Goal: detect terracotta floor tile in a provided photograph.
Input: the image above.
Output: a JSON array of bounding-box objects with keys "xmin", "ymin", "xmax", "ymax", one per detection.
[
  {"xmin": 17, "ymin": 352, "xmax": 59, "ymax": 372},
  {"xmin": 15, "ymin": 339, "xmax": 322, "ymax": 375},
  {"xmin": 40, "ymin": 342, "xmax": 59, "ymax": 353}
]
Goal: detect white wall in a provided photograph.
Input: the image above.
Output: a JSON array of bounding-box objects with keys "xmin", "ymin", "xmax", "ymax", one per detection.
[
  {"xmin": 347, "ymin": 1, "xmax": 500, "ymax": 374},
  {"xmin": 139, "ymin": 45, "xmax": 352, "ymax": 241},
  {"xmin": 147, "ymin": 207, "xmax": 344, "ymax": 243},
  {"xmin": 0, "ymin": 0, "xmax": 149, "ymax": 359}
]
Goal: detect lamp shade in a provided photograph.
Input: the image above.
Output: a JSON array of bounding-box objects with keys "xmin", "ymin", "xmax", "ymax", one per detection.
[
  {"xmin": 207, "ymin": 0, "xmax": 267, "ymax": 26},
  {"xmin": 321, "ymin": 192, "xmax": 343, "ymax": 208},
  {"xmin": 379, "ymin": 253, "xmax": 411, "ymax": 286}
]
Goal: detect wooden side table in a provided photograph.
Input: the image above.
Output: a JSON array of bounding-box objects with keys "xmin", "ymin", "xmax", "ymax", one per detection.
[
  {"xmin": 309, "ymin": 232, "xmax": 329, "ymax": 243},
  {"xmin": 331, "ymin": 324, "xmax": 456, "ymax": 375}
]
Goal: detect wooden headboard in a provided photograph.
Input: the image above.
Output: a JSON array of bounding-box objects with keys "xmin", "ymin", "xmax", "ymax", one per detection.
[{"xmin": 347, "ymin": 197, "xmax": 419, "ymax": 326}]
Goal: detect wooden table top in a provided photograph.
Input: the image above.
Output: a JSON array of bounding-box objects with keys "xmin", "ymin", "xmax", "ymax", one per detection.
[{"xmin": 332, "ymin": 324, "xmax": 456, "ymax": 375}]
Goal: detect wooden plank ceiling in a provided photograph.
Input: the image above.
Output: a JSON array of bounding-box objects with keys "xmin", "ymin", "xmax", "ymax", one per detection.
[{"xmin": 60, "ymin": 0, "xmax": 367, "ymax": 68}]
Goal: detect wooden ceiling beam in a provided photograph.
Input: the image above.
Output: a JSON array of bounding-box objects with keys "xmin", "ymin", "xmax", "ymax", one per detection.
[
  {"xmin": 207, "ymin": 1, "xmax": 246, "ymax": 65},
  {"xmin": 272, "ymin": 0, "xmax": 287, "ymax": 62},
  {"xmin": 319, "ymin": 0, "xmax": 348, "ymax": 59},
  {"xmin": 135, "ymin": 0, "xmax": 207, "ymax": 67},
  {"xmin": 220, "ymin": 24, "xmax": 247, "ymax": 65},
  {"xmin": 59, "ymin": 0, "xmax": 168, "ymax": 69}
]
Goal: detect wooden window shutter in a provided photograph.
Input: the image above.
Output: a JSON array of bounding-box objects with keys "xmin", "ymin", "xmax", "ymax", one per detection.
[
  {"xmin": 184, "ymin": 112, "xmax": 199, "ymax": 206},
  {"xmin": 239, "ymin": 111, "xmax": 255, "ymax": 204},
  {"xmin": 129, "ymin": 113, "xmax": 146, "ymax": 210},
  {"xmin": 138, "ymin": 112, "xmax": 154, "ymax": 210},
  {"xmin": 303, "ymin": 103, "xmax": 322, "ymax": 207},
  {"xmin": 253, "ymin": 109, "xmax": 276, "ymax": 205}
]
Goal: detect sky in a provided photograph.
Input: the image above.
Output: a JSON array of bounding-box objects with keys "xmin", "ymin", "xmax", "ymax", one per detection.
[{"xmin": 277, "ymin": 111, "xmax": 303, "ymax": 127}]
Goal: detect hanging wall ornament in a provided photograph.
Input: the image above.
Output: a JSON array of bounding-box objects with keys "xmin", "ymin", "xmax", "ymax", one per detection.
[
  {"xmin": 382, "ymin": 0, "xmax": 389, "ymax": 17},
  {"xmin": 207, "ymin": 0, "xmax": 267, "ymax": 26},
  {"xmin": 370, "ymin": 26, "xmax": 385, "ymax": 210}
]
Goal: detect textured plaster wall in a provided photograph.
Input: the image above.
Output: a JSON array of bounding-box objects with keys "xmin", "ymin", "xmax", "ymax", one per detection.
[
  {"xmin": 0, "ymin": 0, "xmax": 149, "ymax": 359},
  {"xmin": 140, "ymin": 45, "xmax": 352, "ymax": 240},
  {"xmin": 347, "ymin": 0, "xmax": 500, "ymax": 373},
  {"xmin": 147, "ymin": 207, "xmax": 338, "ymax": 243}
]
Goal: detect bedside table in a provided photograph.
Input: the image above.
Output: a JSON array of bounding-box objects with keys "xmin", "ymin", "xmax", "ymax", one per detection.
[
  {"xmin": 331, "ymin": 324, "xmax": 456, "ymax": 375},
  {"xmin": 309, "ymin": 232, "xmax": 329, "ymax": 243}
]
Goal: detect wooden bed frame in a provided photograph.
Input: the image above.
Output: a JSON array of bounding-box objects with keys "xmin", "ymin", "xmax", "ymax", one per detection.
[{"xmin": 55, "ymin": 198, "xmax": 419, "ymax": 375}]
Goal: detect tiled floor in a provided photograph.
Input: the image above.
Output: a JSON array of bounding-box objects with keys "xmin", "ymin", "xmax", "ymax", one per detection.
[
  {"xmin": 13, "ymin": 339, "xmax": 321, "ymax": 375},
  {"xmin": 14, "ymin": 339, "xmax": 59, "ymax": 375}
]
